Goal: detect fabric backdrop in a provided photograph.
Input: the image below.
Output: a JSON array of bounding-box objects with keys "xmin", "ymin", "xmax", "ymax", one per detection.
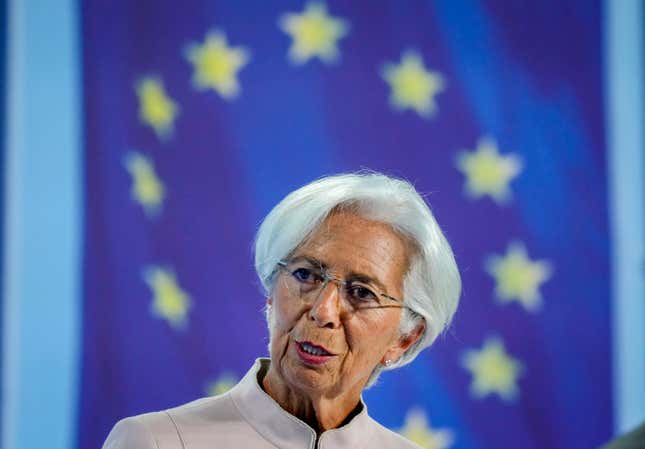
[{"xmin": 79, "ymin": 1, "xmax": 610, "ymax": 448}]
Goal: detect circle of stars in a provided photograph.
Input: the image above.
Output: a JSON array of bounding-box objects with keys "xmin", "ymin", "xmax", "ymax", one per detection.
[{"xmin": 120, "ymin": 2, "xmax": 560, "ymax": 444}]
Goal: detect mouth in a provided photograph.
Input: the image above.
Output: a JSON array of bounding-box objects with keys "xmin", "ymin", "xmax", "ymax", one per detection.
[{"xmin": 295, "ymin": 340, "xmax": 336, "ymax": 365}]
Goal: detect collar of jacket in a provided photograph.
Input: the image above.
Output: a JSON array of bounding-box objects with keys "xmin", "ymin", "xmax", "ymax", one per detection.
[{"xmin": 230, "ymin": 358, "xmax": 372, "ymax": 449}]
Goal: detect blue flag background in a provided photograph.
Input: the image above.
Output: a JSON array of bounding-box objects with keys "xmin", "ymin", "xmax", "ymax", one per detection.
[{"xmin": 79, "ymin": 1, "xmax": 611, "ymax": 448}]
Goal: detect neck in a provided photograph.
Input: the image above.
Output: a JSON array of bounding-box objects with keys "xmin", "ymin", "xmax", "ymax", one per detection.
[{"xmin": 261, "ymin": 365, "xmax": 363, "ymax": 434}]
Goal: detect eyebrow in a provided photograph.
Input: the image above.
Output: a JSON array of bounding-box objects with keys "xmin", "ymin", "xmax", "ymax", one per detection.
[
  {"xmin": 289, "ymin": 254, "xmax": 390, "ymax": 294},
  {"xmin": 289, "ymin": 255, "xmax": 328, "ymax": 269}
]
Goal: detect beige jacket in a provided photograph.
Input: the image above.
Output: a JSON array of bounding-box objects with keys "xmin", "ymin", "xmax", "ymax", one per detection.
[{"xmin": 103, "ymin": 358, "xmax": 421, "ymax": 449}]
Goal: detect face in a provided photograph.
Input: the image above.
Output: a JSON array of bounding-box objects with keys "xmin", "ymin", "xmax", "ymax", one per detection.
[{"xmin": 267, "ymin": 211, "xmax": 420, "ymax": 399}]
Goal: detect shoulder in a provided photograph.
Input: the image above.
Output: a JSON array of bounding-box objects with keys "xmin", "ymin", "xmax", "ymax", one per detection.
[
  {"xmin": 165, "ymin": 391, "xmax": 240, "ymax": 425},
  {"xmin": 102, "ymin": 394, "xmax": 240, "ymax": 449},
  {"xmin": 101, "ymin": 414, "xmax": 158, "ymax": 449},
  {"xmin": 366, "ymin": 417, "xmax": 425, "ymax": 449}
]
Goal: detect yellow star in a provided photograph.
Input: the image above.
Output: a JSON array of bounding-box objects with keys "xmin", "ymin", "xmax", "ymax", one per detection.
[
  {"xmin": 186, "ymin": 30, "xmax": 250, "ymax": 99},
  {"xmin": 124, "ymin": 152, "xmax": 165, "ymax": 216},
  {"xmin": 456, "ymin": 137, "xmax": 522, "ymax": 204},
  {"xmin": 381, "ymin": 51, "xmax": 445, "ymax": 118},
  {"xmin": 143, "ymin": 266, "xmax": 191, "ymax": 329},
  {"xmin": 279, "ymin": 2, "xmax": 349, "ymax": 65},
  {"xmin": 398, "ymin": 408, "xmax": 454, "ymax": 449},
  {"xmin": 485, "ymin": 242, "xmax": 553, "ymax": 312},
  {"xmin": 462, "ymin": 337, "xmax": 523, "ymax": 401},
  {"xmin": 205, "ymin": 373, "xmax": 238, "ymax": 396},
  {"xmin": 135, "ymin": 77, "xmax": 179, "ymax": 139}
]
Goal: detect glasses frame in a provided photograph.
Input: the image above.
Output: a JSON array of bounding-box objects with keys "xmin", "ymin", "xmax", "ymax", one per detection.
[{"xmin": 276, "ymin": 259, "xmax": 416, "ymax": 314}]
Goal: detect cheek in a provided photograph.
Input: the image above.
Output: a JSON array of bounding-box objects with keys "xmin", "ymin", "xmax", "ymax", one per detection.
[
  {"xmin": 273, "ymin": 300, "xmax": 300, "ymax": 330},
  {"xmin": 269, "ymin": 287, "xmax": 304, "ymax": 339},
  {"xmin": 346, "ymin": 313, "xmax": 400, "ymax": 355}
]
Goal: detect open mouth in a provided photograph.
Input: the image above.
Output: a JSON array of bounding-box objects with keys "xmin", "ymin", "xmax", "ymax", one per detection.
[{"xmin": 296, "ymin": 341, "xmax": 334, "ymax": 357}]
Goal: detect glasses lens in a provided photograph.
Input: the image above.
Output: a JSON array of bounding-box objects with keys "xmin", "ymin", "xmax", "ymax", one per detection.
[
  {"xmin": 282, "ymin": 260, "xmax": 324, "ymax": 298},
  {"xmin": 279, "ymin": 259, "xmax": 400, "ymax": 312},
  {"xmin": 343, "ymin": 281, "xmax": 383, "ymax": 310}
]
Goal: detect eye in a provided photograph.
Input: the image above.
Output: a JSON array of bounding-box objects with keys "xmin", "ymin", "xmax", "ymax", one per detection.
[
  {"xmin": 292, "ymin": 267, "xmax": 319, "ymax": 284},
  {"xmin": 348, "ymin": 284, "xmax": 378, "ymax": 303}
]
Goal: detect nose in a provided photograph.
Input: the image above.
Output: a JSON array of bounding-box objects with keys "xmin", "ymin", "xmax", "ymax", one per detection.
[{"xmin": 308, "ymin": 280, "xmax": 343, "ymax": 329}]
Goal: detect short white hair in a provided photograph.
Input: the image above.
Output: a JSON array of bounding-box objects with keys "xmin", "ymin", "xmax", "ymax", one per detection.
[{"xmin": 254, "ymin": 172, "xmax": 461, "ymax": 385}]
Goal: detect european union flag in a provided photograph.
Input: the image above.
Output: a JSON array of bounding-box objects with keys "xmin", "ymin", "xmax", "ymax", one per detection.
[{"xmin": 79, "ymin": 1, "xmax": 611, "ymax": 448}]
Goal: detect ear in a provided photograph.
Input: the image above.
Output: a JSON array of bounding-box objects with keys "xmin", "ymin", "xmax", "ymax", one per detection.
[{"xmin": 383, "ymin": 321, "xmax": 426, "ymax": 365}]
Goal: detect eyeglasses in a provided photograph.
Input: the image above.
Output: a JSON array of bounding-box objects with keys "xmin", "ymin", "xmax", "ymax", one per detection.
[{"xmin": 275, "ymin": 257, "xmax": 414, "ymax": 314}]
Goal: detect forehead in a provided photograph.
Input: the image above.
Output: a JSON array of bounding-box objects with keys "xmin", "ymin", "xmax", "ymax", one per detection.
[{"xmin": 293, "ymin": 211, "xmax": 412, "ymax": 290}]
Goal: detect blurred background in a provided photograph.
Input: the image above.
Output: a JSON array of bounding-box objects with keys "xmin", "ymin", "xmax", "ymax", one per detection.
[{"xmin": 2, "ymin": 1, "xmax": 644, "ymax": 448}]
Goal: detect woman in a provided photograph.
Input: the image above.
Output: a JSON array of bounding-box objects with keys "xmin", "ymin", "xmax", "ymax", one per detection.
[{"xmin": 103, "ymin": 172, "xmax": 461, "ymax": 449}]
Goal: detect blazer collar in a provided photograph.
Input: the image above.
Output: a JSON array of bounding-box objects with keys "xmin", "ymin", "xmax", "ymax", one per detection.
[{"xmin": 230, "ymin": 358, "xmax": 371, "ymax": 449}]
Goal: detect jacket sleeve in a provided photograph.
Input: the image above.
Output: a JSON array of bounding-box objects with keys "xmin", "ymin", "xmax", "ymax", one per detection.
[{"xmin": 102, "ymin": 417, "xmax": 157, "ymax": 449}]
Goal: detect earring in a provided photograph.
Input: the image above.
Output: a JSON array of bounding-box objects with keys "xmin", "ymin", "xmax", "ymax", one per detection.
[{"xmin": 384, "ymin": 359, "xmax": 393, "ymax": 367}]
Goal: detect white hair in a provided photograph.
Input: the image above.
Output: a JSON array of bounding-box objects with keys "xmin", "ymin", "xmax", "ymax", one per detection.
[{"xmin": 254, "ymin": 172, "xmax": 461, "ymax": 386}]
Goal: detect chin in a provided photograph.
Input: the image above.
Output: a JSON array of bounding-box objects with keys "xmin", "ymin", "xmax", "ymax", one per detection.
[{"xmin": 283, "ymin": 356, "xmax": 337, "ymax": 392}]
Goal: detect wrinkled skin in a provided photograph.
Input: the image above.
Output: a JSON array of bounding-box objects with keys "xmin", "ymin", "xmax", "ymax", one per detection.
[{"xmin": 262, "ymin": 211, "xmax": 425, "ymax": 432}]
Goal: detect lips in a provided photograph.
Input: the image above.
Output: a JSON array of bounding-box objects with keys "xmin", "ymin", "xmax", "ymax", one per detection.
[{"xmin": 295, "ymin": 341, "xmax": 336, "ymax": 365}]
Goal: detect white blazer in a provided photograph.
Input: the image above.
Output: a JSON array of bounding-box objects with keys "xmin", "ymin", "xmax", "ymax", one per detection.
[{"xmin": 102, "ymin": 358, "xmax": 422, "ymax": 449}]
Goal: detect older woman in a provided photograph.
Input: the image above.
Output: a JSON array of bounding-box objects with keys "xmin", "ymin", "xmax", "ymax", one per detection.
[{"xmin": 103, "ymin": 172, "xmax": 461, "ymax": 449}]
